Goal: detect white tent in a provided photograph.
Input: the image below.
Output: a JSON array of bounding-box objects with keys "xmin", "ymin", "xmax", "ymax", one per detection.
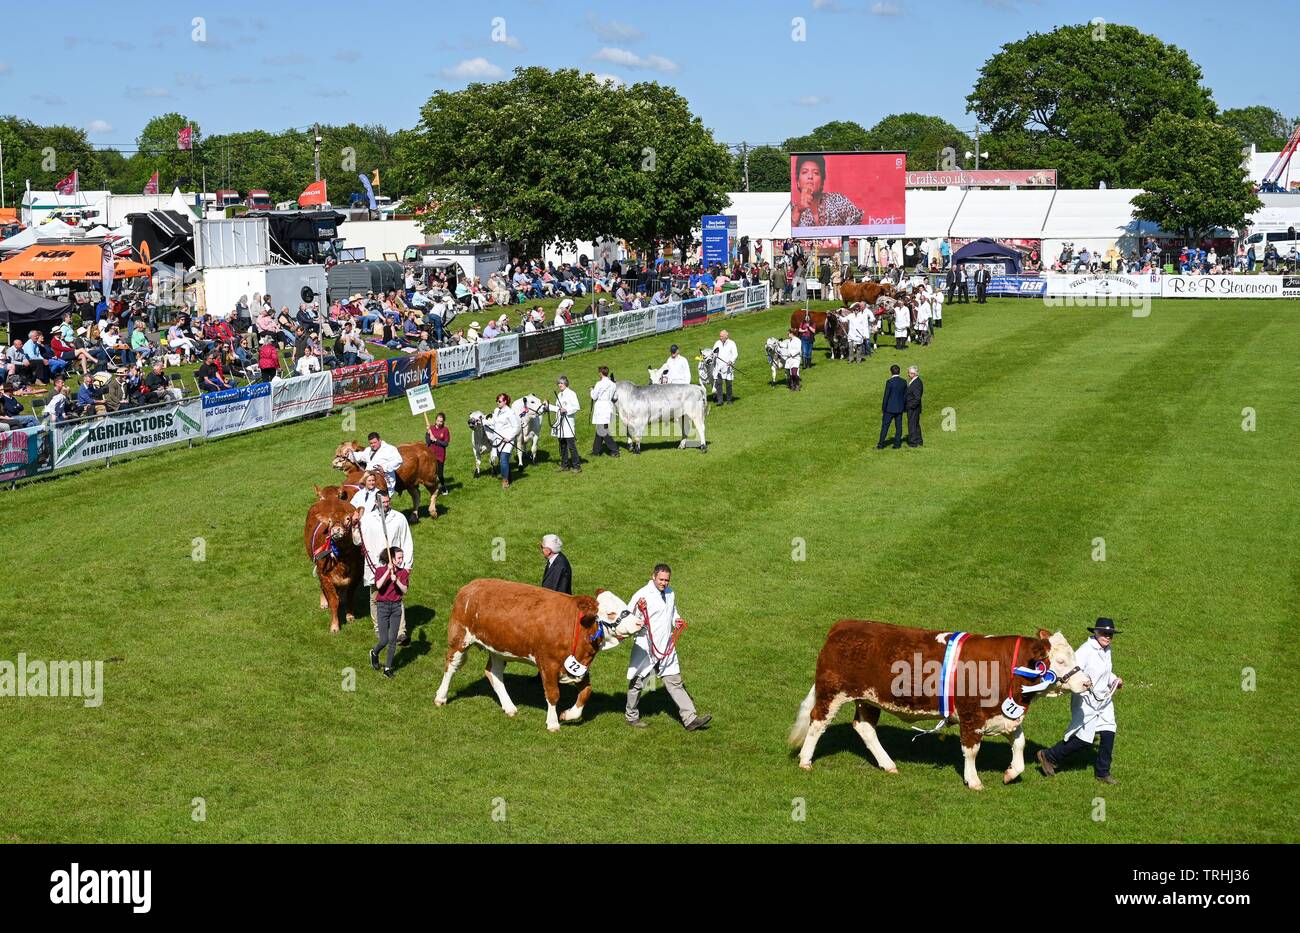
[
  {"xmin": 903, "ymin": 189, "xmax": 967, "ymax": 237},
  {"xmin": 949, "ymin": 189, "xmax": 1055, "ymax": 238},
  {"xmin": 0, "ymin": 218, "xmax": 79, "ymax": 252}
]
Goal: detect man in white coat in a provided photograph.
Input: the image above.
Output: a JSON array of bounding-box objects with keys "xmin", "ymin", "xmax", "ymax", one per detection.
[
  {"xmin": 360, "ymin": 491, "xmax": 414, "ymax": 644},
  {"xmin": 656, "ymin": 344, "xmax": 692, "ymax": 384},
  {"xmin": 624, "ymin": 563, "xmax": 711, "ymax": 731},
  {"xmin": 848, "ymin": 304, "xmax": 871, "ymax": 362},
  {"xmin": 551, "ymin": 374, "xmax": 581, "ymax": 472},
  {"xmin": 589, "ymin": 365, "xmax": 619, "ymax": 458},
  {"xmin": 709, "ymin": 329, "xmax": 739, "ymax": 405},
  {"xmin": 352, "ymin": 431, "xmax": 404, "ymax": 495},
  {"xmin": 1038, "ymin": 618, "xmax": 1123, "ymax": 784},
  {"xmin": 914, "ymin": 292, "xmax": 932, "ymax": 345},
  {"xmin": 893, "ymin": 299, "xmax": 911, "ymax": 350},
  {"xmin": 931, "ymin": 286, "xmax": 944, "ymax": 333},
  {"xmin": 781, "ymin": 329, "xmax": 802, "ymax": 391}
]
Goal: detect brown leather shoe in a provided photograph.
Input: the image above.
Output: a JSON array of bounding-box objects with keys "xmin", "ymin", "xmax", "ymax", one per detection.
[
  {"xmin": 1036, "ymin": 749, "xmax": 1056, "ymax": 777},
  {"xmin": 1096, "ymin": 774, "xmax": 1118, "ymax": 785}
]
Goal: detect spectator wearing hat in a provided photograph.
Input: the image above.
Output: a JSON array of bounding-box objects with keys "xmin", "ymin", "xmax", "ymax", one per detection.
[
  {"xmin": 1037, "ymin": 617, "xmax": 1124, "ymax": 785},
  {"xmin": 0, "ymin": 383, "xmax": 39, "ymax": 429},
  {"xmin": 540, "ymin": 534, "xmax": 572, "ymax": 594},
  {"xmin": 104, "ymin": 367, "xmax": 130, "ymax": 412}
]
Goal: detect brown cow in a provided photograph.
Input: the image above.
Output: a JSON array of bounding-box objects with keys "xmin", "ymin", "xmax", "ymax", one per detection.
[
  {"xmin": 434, "ymin": 579, "xmax": 640, "ymax": 732},
  {"xmin": 304, "ymin": 485, "xmax": 364, "ymax": 633},
  {"xmin": 840, "ymin": 280, "xmax": 894, "ymax": 306},
  {"xmin": 332, "ymin": 440, "xmax": 439, "ymax": 523},
  {"xmin": 789, "ymin": 620, "xmax": 1090, "ymax": 789}
]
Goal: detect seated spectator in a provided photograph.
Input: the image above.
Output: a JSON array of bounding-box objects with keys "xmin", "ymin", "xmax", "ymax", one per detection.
[
  {"xmin": 21, "ymin": 331, "xmax": 52, "ymax": 386},
  {"xmin": 143, "ymin": 360, "xmax": 182, "ymax": 403},
  {"xmin": 196, "ymin": 354, "xmax": 231, "ymax": 393},
  {"xmin": 0, "ymin": 383, "xmax": 39, "ymax": 428},
  {"xmin": 465, "ymin": 321, "xmax": 480, "ymax": 345},
  {"xmin": 129, "ymin": 325, "xmax": 155, "ymax": 364},
  {"xmin": 276, "ymin": 306, "xmax": 296, "ymax": 345},
  {"xmin": 104, "ymin": 367, "xmax": 130, "ymax": 412},
  {"xmin": 44, "ymin": 377, "xmax": 77, "ymax": 422},
  {"xmin": 50, "ymin": 331, "xmax": 89, "ymax": 376},
  {"xmin": 255, "ymin": 307, "xmax": 279, "ymax": 341},
  {"xmin": 76, "ymin": 373, "xmax": 107, "ymax": 415},
  {"xmin": 482, "ymin": 319, "xmax": 500, "ymax": 340}
]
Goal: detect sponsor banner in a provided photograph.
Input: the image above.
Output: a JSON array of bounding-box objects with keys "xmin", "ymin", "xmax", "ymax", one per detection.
[
  {"xmin": 1043, "ymin": 272, "xmax": 1160, "ymax": 298},
  {"xmin": 655, "ymin": 302, "xmax": 683, "ymax": 333},
  {"xmin": 724, "ymin": 289, "xmax": 745, "ymax": 311},
  {"xmin": 906, "ymin": 168, "xmax": 1057, "ymax": 188},
  {"xmin": 477, "ymin": 334, "xmax": 521, "ymax": 374},
  {"xmin": 598, "ymin": 308, "xmax": 656, "ymax": 345},
  {"xmin": 332, "ymin": 360, "xmax": 388, "ymax": 403},
  {"xmin": 271, "ymin": 372, "xmax": 333, "ymax": 423},
  {"xmin": 562, "ymin": 321, "xmax": 598, "ymax": 354},
  {"xmin": 202, "ymin": 381, "xmax": 273, "ymax": 438},
  {"xmin": 681, "ymin": 296, "xmax": 708, "ymax": 327},
  {"xmin": 1162, "ymin": 274, "xmax": 1297, "ymax": 298},
  {"xmin": 54, "ymin": 399, "xmax": 203, "ymax": 469},
  {"xmin": 706, "ymin": 292, "xmax": 726, "ymax": 315},
  {"xmin": 790, "ymin": 151, "xmax": 907, "ymax": 236},
  {"xmin": 989, "ymin": 276, "xmax": 1047, "ymax": 297},
  {"xmin": 745, "ymin": 285, "xmax": 768, "ymax": 309},
  {"xmin": 702, "ymin": 214, "xmax": 729, "ymax": 265},
  {"xmin": 0, "ymin": 425, "xmax": 53, "ymax": 482},
  {"xmin": 433, "ymin": 342, "xmax": 477, "ymax": 385},
  {"xmin": 521, "ymin": 328, "xmax": 564, "ymax": 364},
  {"xmin": 387, "ymin": 352, "xmax": 434, "ymax": 399}
]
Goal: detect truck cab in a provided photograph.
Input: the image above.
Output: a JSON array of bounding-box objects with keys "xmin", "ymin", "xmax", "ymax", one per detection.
[
  {"xmin": 215, "ymin": 190, "xmax": 242, "ymax": 209},
  {"xmin": 245, "ymin": 189, "xmax": 273, "ymax": 211}
]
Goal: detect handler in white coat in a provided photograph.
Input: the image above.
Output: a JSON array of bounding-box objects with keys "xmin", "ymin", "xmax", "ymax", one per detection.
[
  {"xmin": 624, "ymin": 563, "xmax": 712, "ymax": 731},
  {"xmin": 359, "ymin": 491, "xmax": 414, "ymax": 643},
  {"xmin": 352, "ymin": 431, "xmax": 404, "ymax": 495},
  {"xmin": 893, "ymin": 300, "xmax": 911, "ymax": 350},
  {"xmin": 709, "ymin": 330, "xmax": 739, "ymax": 405},
  {"xmin": 914, "ymin": 293, "xmax": 932, "ymax": 343},
  {"xmin": 551, "ymin": 375, "xmax": 581, "ymax": 472},
  {"xmin": 490, "ymin": 393, "xmax": 519, "ymax": 488},
  {"xmin": 1037, "ymin": 617, "xmax": 1123, "ymax": 784},
  {"xmin": 656, "ymin": 344, "xmax": 692, "ymax": 384},
  {"xmin": 589, "ymin": 365, "xmax": 619, "ymax": 457},
  {"xmin": 931, "ymin": 287, "xmax": 944, "ymax": 332},
  {"xmin": 781, "ymin": 330, "xmax": 802, "ymax": 391}
]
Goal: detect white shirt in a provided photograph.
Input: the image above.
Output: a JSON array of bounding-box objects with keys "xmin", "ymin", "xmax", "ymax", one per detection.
[
  {"xmin": 659, "ymin": 354, "xmax": 691, "ymax": 384},
  {"xmin": 358, "ymin": 505, "xmax": 413, "ymax": 586},
  {"xmin": 915, "ymin": 300, "xmax": 931, "ymax": 324},
  {"xmin": 1065, "ymin": 637, "xmax": 1119, "ymax": 742},
  {"xmin": 551, "ymin": 387, "xmax": 580, "ymax": 438},
  {"xmin": 491, "ymin": 406, "xmax": 519, "ymax": 454},
  {"xmin": 626, "ymin": 579, "xmax": 683, "ymax": 678},
  {"xmin": 931, "ymin": 292, "xmax": 944, "ymax": 319},
  {"xmin": 894, "ymin": 303, "xmax": 910, "ymax": 331},
  {"xmin": 848, "ymin": 312, "xmax": 869, "ymax": 342},
  {"xmin": 710, "ymin": 338, "xmax": 738, "ymax": 380},
  {"xmin": 296, "ymin": 354, "xmax": 321, "ymax": 376},
  {"xmin": 590, "ymin": 376, "xmax": 616, "ymax": 425}
]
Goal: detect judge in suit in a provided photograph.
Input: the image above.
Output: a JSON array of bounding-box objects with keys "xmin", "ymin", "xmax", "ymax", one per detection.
[
  {"xmin": 905, "ymin": 365, "xmax": 924, "ymax": 447},
  {"xmin": 945, "ymin": 266, "xmax": 958, "ymax": 304},
  {"xmin": 877, "ymin": 364, "xmax": 907, "ymax": 450},
  {"xmin": 540, "ymin": 533, "xmax": 572, "ymax": 594},
  {"xmin": 975, "ymin": 266, "xmax": 991, "ymax": 303},
  {"xmin": 957, "ymin": 266, "xmax": 971, "ymax": 303}
]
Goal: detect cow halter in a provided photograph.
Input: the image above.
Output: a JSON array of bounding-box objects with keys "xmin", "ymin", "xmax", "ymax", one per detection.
[{"xmin": 562, "ymin": 609, "xmax": 624, "ymax": 680}]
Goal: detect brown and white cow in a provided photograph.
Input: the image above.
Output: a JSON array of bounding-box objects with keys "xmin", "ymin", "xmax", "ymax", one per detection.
[
  {"xmin": 788, "ymin": 620, "xmax": 1091, "ymax": 789},
  {"xmin": 434, "ymin": 579, "xmax": 640, "ymax": 732}
]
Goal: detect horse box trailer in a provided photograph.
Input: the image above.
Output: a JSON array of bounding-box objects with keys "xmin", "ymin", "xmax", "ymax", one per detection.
[
  {"xmin": 412, "ymin": 241, "xmax": 508, "ymax": 282},
  {"xmin": 199, "ymin": 264, "xmax": 327, "ymax": 317}
]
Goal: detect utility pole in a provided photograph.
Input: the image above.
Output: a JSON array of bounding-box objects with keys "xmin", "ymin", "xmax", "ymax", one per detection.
[
  {"xmin": 974, "ymin": 122, "xmax": 981, "ymax": 170},
  {"xmin": 742, "ymin": 142, "xmax": 750, "ymax": 193},
  {"xmin": 313, "ymin": 124, "xmax": 322, "ymax": 182},
  {"xmin": 0, "ymin": 137, "xmax": 5, "ymax": 210}
]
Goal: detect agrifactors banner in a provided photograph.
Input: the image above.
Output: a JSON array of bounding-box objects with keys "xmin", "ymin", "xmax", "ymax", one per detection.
[
  {"xmin": 1162, "ymin": 274, "xmax": 1300, "ymax": 298},
  {"xmin": 54, "ymin": 399, "xmax": 203, "ymax": 468},
  {"xmin": 332, "ymin": 360, "xmax": 388, "ymax": 403},
  {"xmin": 477, "ymin": 334, "xmax": 521, "ymax": 374},
  {"xmin": 271, "ymin": 372, "xmax": 333, "ymax": 423},
  {"xmin": 0, "ymin": 425, "xmax": 53, "ymax": 482},
  {"xmin": 520, "ymin": 328, "xmax": 564, "ymax": 364},
  {"xmin": 562, "ymin": 321, "xmax": 597, "ymax": 355},
  {"xmin": 433, "ymin": 342, "xmax": 477, "ymax": 385},
  {"xmin": 387, "ymin": 352, "xmax": 434, "ymax": 399},
  {"xmin": 202, "ymin": 382, "xmax": 272, "ymax": 439}
]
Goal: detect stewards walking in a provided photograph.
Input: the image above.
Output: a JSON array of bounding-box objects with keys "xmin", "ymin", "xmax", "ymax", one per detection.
[
  {"xmin": 905, "ymin": 365, "xmax": 924, "ymax": 447},
  {"xmin": 589, "ymin": 366, "xmax": 620, "ymax": 457},
  {"xmin": 877, "ymin": 363, "xmax": 907, "ymax": 449},
  {"xmin": 552, "ymin": 375, "xmax": 582, "ymax": 472},
  {"xmin": 539, "ymin": 533, "xmax": 572, "ymax": 594}
]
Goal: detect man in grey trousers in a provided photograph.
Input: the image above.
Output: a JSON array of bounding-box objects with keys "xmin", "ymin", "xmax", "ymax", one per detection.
[{"xmin": 624, "ymin": 563, "xmax": 712, "ymax": 731}]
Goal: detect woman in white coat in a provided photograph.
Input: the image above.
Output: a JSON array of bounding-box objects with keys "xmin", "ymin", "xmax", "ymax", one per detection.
[
  {"xmin": 551, "ymin": 374, "xmax": 581, "ymax": 472},
  {"xmin": 589, "ymin": 366, "xmax": 619, "ymax": 457},
  {"xmin": 1037, "ymin": 618, "xmax": 1123, "ymax": 784},
  {"xmin": 490, "ymin": 393, "xmax": 519, "ymax": 489},
  {"xmin": 782, "ymin": 329, "xmax": 803, "ymax": 391}
]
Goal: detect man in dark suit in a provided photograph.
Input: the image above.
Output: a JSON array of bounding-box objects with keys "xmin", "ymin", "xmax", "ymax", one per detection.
[
  {"xmin": 957, "ymin": 266, "xmax": 971, "ymax": 303},
  {"xmin": 975, "ymin": 266, "xmax": 991, "ymax": 304},
  {"xmin": 945, "ymin": 266, "xmax": 958, "ymax": 304},
  {"xmin": 540, "ymin": 533, "xmax": 572, "ymax": 594},
  {"xmin": 877, "ymin": 364, "xmax": 907, "ymax": 450},
  {"xmin": 905, "ymin": 365, "xmax": 924, "ymax": 447}
]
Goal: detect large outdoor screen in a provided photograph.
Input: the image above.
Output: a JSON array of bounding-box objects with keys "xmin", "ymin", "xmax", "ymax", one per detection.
[{"xmin": 790, "ymin": 151, "xmax": 906, "ymax": 237}]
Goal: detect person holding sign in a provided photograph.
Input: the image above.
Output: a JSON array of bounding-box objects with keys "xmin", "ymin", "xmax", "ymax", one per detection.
[
  {"xmin": 552, "ymin": 375, "xmax": 581, "ymax": 473},
  {"xmin": 425, "ymin": 412, "xmax": 450, "ymax": 495}
]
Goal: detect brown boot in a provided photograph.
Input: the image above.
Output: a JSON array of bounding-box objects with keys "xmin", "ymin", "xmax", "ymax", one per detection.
[{"xmin": 1036, "ymin": 749, "xmax": 1056, "ymax": 777}]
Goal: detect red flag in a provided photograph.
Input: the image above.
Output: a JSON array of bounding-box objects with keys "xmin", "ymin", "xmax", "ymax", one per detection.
[
  {"xmin": 178, "ymin": 126, "xmax": 193, "ymax": 150},
  {"xmin": 298, "ymin": 179, "xmax": 328, "ymax": 207},
  {"xmin": 143, "ymin": 171, "xmax": 160, "ymax": 195},
  {"xmin": 55, "ymin": 170, "xmax": 78, "ymax": 194}
]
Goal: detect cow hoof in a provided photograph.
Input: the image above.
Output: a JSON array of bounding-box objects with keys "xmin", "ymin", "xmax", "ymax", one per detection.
[
  {"xmin": 345, "ymin": 613, "xmax": 355, "ymax": 623},
  {"xmin": 560, "ymin": 708, "xmax": 582, "ymax": 722},
  {"xmin": 1003, "ymin": 770, "xmax": 1022, "ymax": 785},
  {"xmin": 967, "ymin": 781, "xmax": 984, "ymax": 791},
  {"xmin": 502, "ymin": 706, "xmax": 518, "ymax": 718},
  {"xmin": 329, "ymin": 623, "xmax": 340, "ymax": 634},
  {"xmin": 700, "ymin": 445, "xmax": 707, "ymax": 453},
  {"xmin": 434, "ymin": 696, "xmax": 447, "ymax": 707},
  {"xmin": 547, "ymin": 724, "xmax": 561, "ymax": 733},
  {"xmin": 799, "ymin": 761, "xmax": 813, "ymax": 772},
  {"xmin": 884, "ymin": 767, "xmax": 899, "ymax": 775},
  {"xmin": 319, "ymin": 596, "xmax": 328, "ymax": 610}
]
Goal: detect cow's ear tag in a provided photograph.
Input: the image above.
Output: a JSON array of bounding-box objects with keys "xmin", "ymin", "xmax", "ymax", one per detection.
[
  {"xmin": 1001, "ymin": 697, "xmax": 1026, "ymax": 720},
  {"xmin": 563, "ymin": 656, "xmax": 588, "ymax": 679}
]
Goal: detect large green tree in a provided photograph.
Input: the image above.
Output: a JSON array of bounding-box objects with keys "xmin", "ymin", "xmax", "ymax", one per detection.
[
  {"xmin": 1125, "ymin": 114, "xmax": 1261, "ymax": 240},
  {"xmin": 0, "ymin": 117, "xmax": 100, "ymax": 203},
  {"xmin": 733, "ymin": 145, "xmax": 790, "ymax": 192},
  {"xmin": 782, "ymin": 120, "xmax": 872, "ymax": 154},
  {"xmin": 135, "ymin": 113, "xmax": 203, "ymax": 191},
  {"xmin": 967, "ymin": 23, "xmax": 1216, "ymax": 187},
  {"xmin": 865, "ymin": 113, "xmax": 972, "ymax": 170},
  {"xmin": 1219, "ymin": 105, "xmax": 1293, "ymax": 151}
]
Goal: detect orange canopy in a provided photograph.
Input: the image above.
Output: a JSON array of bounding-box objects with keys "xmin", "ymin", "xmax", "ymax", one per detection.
[
  {"xmin": 0, "ymin": 208, "xmax": 18, "ymax": 224},
  {"xmin": 0, "ymin": 244, "xmax": 151, "ymax": 281}
]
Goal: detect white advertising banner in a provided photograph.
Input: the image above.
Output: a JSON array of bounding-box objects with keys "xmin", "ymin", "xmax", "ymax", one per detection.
[
  {"xmin": 655, "ymin": 302, "xmax": 683, "ymax": 333},
  {"xmin": 706, "ymin": 292, "xmax": 726, "ymax": 313},
  {"xmin": 54, "ymin": 399, "xmax": 204, "ymax": 468},
  {"xmin": 202, "ymin": 382, "xmax": 273, "ymax": 438},
  {"xmin": 745, "ymin": 284, "xmax": 769, "ymax": 309},
  {"xmin": 477, "ymin": 334, "xmax": 521, "ymax": 374},
  {"xmin": 1043, "ymin": 272, "xmax": 1162, "ymax": 297},
  {"xmin": 434, "ymin": 341, "xmax": 478, "ymax": 384},
  {"xmin": 1161, "ymin": 274, "xmax": 1300, "ymax": 298},
  {"xmin": 271, "ymin": 372, "xmax": 334, "ymax": 423},
  {"xmin": 598, "ymin": 308, "xmax": 656, "ymax": 345}
]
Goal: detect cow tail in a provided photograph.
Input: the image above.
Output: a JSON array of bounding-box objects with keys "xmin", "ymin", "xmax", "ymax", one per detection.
[{"xmin": 788, "ymin": 685, "xmax": 817, "ymax": 747}]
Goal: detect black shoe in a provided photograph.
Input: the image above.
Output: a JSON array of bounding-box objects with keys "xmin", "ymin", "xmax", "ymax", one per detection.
[
  {"xmin": 1036, "ymin": 749, "xmax": 1056, "ymax": 777},
  {"xmin": 369, "ymin": 648, "xmax": 380, "ymax": 671},
  {"xmin": 397, "ymin": 634, "xmax": 411, "ymax": 647},
  {"xmin": 626, "ymin": 719, "xmax": 648, "ymax": 729},
  {"xmin": 382, "ymin": 667, "xmax": 394, "ymax": 679},
  {"xmin": 1096, "ymin": 773, "xmax": 1118, "ymax": 785},
  {"xmin": 875, "ymin": 444, "xmax": 886, "ymax": 450},
  {"xmin": 558, "ymin": 465, "xmax": 570, "ymax": 472},
  {"xmin": 685, "ymin": 713, "xmax": 712, "ymax": 731},
  {"xmin": 572, "ymin": 466, "xmax": 581, "ymax": 473},
  {"xmin": 892, "ymin": 444, "xmax": 902, "ymax": 449}
]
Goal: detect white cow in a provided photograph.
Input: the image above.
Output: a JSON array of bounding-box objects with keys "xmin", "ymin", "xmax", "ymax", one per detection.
[
  {"xmin": 612, "ymin": 380, "xmax": 708, "ymax": 453},
  {"xmin": 467, "ymin": 410, "xmax": 503, "ymax": 477},
  {"xmin": 511, "ymin": 394, "xmax": 545, "ymax": 466}
]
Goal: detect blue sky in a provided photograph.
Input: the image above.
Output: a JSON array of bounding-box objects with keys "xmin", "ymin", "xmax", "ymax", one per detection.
[{"xmin": 1, "ymin": 0, "xmax": 1295, "ymax": 149}]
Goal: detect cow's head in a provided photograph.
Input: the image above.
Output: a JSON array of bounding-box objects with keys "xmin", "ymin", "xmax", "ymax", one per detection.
[
  {"xmin": 594, "ymin": 590, "xmax": 643, "ymax": 643},
  {"xmin": 467, "ymin": 410, "xmax": 485, "ymax": 429},
  {"xmin": 332, "ymin": 440, "xmax": 361, "ymax": 471},
  {"xmin": 1033, "ymin": 630, "xmax": 1092, "ymax": 695}
]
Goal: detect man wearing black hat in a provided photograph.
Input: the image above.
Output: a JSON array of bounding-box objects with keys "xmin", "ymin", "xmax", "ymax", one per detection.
[{"xmin": 1037, "ymin": 618, "xmax": 1123, "ymax": 784}]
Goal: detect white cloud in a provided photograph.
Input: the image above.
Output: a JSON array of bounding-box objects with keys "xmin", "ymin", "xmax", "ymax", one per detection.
[
  {"xmin": 870, "ymin": 2, "xmax": 903, "ymax": 14},
  {"xmin": 592, "ymin": 73, "xmax": 625, "ymax": 89},
  {"xmin": 586, "ymin": 14, "xmax": 643, "ymax": 42},
  {"xmin": 796, "ymin": 95, "xmax": 827, "ymax": 107},
  {"xmin": 498, "ymin": 34, "xmax": 524, "ymax": 50},
  {"xmin": 85, "ymin": 120, "xmax": 114, "ymax": 135},
  {"xmin": 125, "ymin": 86, "xmax": 173, "ymax": 99},
  {"xmin": 441, "ymin": 57, "xmax": 504, "ymax": 79},
  {"xmin": 813, "ymin": 0, "xmax": 848, "ymax": 10},
  {"xmin": 592, "ymin": 47, "xmax": 678, "ymax": 73}
]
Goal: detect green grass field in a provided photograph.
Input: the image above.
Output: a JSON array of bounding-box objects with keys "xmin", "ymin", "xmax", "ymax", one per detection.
[{"xmin": 2, "ymin": 296, "xmax": 1296, "ymax": 843}]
